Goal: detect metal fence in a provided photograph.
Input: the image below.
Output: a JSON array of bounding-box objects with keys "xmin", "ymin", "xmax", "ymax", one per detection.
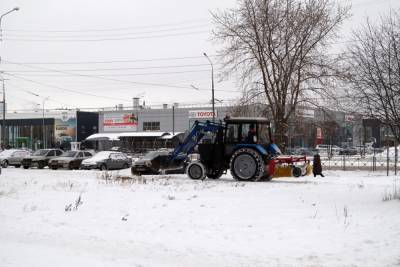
[{"xmin": 320, "ymin": 152, "xmax": 398, "ymax": 175}]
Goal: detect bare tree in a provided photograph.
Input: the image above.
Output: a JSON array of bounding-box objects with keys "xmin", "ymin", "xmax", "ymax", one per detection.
[
  {"xmin": 345, "ymin": 11, "xmax": 400, "ymax": 143},
  {"xmin": 212, "ymin": 0, "xmax": 349, "ymax": 148}
]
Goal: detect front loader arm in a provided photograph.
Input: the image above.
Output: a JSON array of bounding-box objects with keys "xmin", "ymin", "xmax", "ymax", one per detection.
[{"xmin": 169, "ymin": 120, "xmax": 221, "ymax": 161}]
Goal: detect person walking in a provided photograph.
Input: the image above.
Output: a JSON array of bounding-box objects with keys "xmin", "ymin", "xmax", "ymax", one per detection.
[{"xmin": 313, "ymin": 153, "xmax": 324, "ymax": 177}]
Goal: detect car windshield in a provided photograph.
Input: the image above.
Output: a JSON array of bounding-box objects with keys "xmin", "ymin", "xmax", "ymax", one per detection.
[
  {"xmin": 61, "ymin": 151, "xmax": 78, "ymax": 157},
  {"xmin": 33, "ymin": 150, "xmax": 49, "ymax": 156},
  {"xmin": 89, "ymin": 151, "xmax": 112, "ymax": 160},
  {"xmin": 0, "ymin": 150, "xmax": 16, "ymax": 156},
  {"xmin": 143, "ymin": 151, "xmax": 162, "ymax": 160}
]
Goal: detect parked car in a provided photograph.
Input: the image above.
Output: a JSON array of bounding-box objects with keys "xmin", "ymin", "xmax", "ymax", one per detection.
[
  {"xmin": 315, "ymin": 144, "xmax": 340, "ymax": 155},
  {"xmin": 22, "ymin": 149, "xmax": 64, "ymax": 169},
  {"xmin": 48, "ymin": 150, "xmax": 93, "ymax": 170},
  {"xmin": 339, "ymin": 147, "xmax": 357, "ymax": 156},
  {"xmin": 293, "ymin": 147, "xmax": 317, "ymax": 156},
  {"xmin": 80, "ymin": 151, "xmax": 132, "ymax": 170},
  {"xmin": 131, "ymin": 149, "xmax": 187, "ymax": 175},
  {"xmin": 0, "ymin": 149, "xmax": 31, "ymax": 168}
]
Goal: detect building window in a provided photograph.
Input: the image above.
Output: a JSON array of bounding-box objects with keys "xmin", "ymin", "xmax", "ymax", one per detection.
[{"xmin": 143, "ymin": 121, "xmax": 160, "ymax": 131}]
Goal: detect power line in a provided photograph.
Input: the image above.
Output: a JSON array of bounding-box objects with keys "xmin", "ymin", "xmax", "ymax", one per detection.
[
  {"xmin": 3, "ymin": 73, "xmax": 132, "ymax": 102},
  {"xmin": 2, "ymin": 59, "xmax": 240, "ymax": 92},
  {"xmin": 2, "ymin": 63, "xmax": 218, "ymax": 72},
  {"xmin": 3, "ymin": 60, "xmax": 202, "ymax": 90},
  {"xmin": 0, "ymin": 55, "xmax": 217, "ymax": 65},
  {"xmin": 6, "ymin": 82, "xmax": 76, "ymax": 108},
  {"xmin": 2, "ymin": 19, "xmax": 209, "ymax": 33},
  {"xmin": 2, "ymin": 69, "xmax": 213, "ymax": 77},
  {"xmin": 2, "ymin": 24, "xmax": 211, "ymax": 38},
  {"xmin": 3, "ymin": 30, "xmax": 209, "ymax": 42}
]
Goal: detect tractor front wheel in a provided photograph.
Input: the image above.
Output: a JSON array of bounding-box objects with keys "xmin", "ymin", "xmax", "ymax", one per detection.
[
  {"xmin": 187, "ymin": 162, "xmax": 206, "ymax": 180},
  {"xmin": 230, "ymin": 148, "xmax": 265, "ymax": 181}
]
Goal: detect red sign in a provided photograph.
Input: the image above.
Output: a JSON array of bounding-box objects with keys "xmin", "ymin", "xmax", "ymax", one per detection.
[
  {"xmin": 316, "ymin": 128, "xmax": 323, "ymax": 144},
  {"xmin": 189, "ymin": 110, "xmax": 217, "ymax": 119},
  {"xmin": 103, "ymin": 113, "xmax": 138, "ymax": 132}
]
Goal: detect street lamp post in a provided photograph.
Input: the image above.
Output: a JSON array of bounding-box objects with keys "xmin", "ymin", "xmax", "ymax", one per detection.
[
  {"xmin": 203, "ymin": 53, "xmax": 215, "ymax": 122},
  {"xmin": 42, "ymin": 97, "xmax": 49, "ymax": 149},
  {"xmin": 0, "ymin": 7, "xmax": 19, "ymax": 149},
  {"xmin": 0, "ymin": 7, "xmax": 19, "ymax": 41},
  {"xmin": 1, "ymin": 78, "xmax": 8, "ymax": 149}
]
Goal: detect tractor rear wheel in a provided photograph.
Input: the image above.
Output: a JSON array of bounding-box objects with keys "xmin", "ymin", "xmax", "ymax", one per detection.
[
  {"xmin": 187, "ymin": 162, "xmax": 206, "ymax": 180},
  {"xmin": 230, "ymin": 148, "xmax": 265, "ymax": 181}
]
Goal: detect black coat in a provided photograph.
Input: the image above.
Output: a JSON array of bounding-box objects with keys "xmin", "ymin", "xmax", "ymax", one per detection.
[{"xmin": 313, "ymin": 154, "xmax": 323, "ymax": 174}]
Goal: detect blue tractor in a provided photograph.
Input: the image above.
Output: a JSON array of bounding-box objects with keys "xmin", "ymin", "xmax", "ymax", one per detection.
[{"xmin": 169, "ymin": 117, "xmax": 281, "ymax": 181}]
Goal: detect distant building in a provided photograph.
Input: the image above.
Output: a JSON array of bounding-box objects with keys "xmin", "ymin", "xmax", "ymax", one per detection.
[
  {"xmin": 0, "ymin": 110, "xmax": 98, "ymax": 150},
  {"xmin": 1, "ymin": 104, "xmax": 389, "ymax": 151}
]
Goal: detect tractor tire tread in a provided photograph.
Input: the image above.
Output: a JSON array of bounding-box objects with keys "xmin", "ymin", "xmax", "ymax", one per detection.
[{"xmin": 230, "ymin": 148, "xmax": 265, "ymax": 181}]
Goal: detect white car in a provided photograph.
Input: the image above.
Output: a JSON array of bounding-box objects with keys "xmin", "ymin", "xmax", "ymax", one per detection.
[
  {"xmin": 80, "ymin": 151, "xmax": 132, "ymax": 170},
  {"xmin": 0, "ymin": 149, "xmax": 31, "ymax": 168},
  {"xmin": 315, "ymin": 144, "xmax": 340, "ymax": 155}
]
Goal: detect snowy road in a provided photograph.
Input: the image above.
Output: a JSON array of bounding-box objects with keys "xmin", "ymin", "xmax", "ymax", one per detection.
[{"xmin": 0, "ymin": 168, "xmax": 399, "ymax": 266}]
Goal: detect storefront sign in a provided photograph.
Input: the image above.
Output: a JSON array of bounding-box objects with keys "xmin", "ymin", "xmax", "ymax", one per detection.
[
  {"xmin": 296, "ymin": 109, "xmax": 315, "ymax": 118},
  {"xmin": 316, "ymin": 127, "xmax": 323, "ymax": 139},
  {"xmin": 103, "ymin": 112, "xmax": 138, "ymax": 132},
  {"xmin": 55, "ymin": 117, "xmax": 77, "ymax": 145},
  {"xmin": 345, "ymin": 115, "xmax": 355, "ymax": 122},
  {"xmin": 188, "ymin": 110, "xmax": 217, "ymax": 119}
]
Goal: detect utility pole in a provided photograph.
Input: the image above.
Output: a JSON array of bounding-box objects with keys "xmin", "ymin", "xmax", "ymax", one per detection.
[
  {"xmin": 1, "ymin": 78, "xmax": 6, "ymax": 149},
  {"xmin": 172, "ymin": 105, "xmax": 175, "ymax": 135},
  {"xmin": 203, "ymin": 53, "xmax": 215, "ymax": 122},
  {"xmin": 42, "ymin": 97, "xmax": 49, "ymax": 149},
  {"xmin": 0, "ymin": 7, "xmax": 19, "ymax": 149}
]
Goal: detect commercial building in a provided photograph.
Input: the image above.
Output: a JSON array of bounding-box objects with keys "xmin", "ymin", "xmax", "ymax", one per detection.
[
  {"xmin": 0, "ymin": 102, "xmax": 390, "ymax": 152},
  {"xmin": 0, "ymin": 110, "xmax": 98, "ymax": 150},
  {"xmin": 97, "ymin": 104, "xmax": 229, "ymax": 133}
]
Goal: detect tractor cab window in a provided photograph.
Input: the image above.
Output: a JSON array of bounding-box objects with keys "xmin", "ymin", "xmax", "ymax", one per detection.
[
  {"xmin": 225, "ymin": 124, "xmax": 240, "ymax": 143},
  {"xmin": 200, "ymin": 131, "xmax": 216, "ymax": 144},
  {"xmin": 241, "ymin": 123, "xmax": 257, "ymax": 143},
  {"xmin": 258, "ymin": 124, "xmax": 270, "ymax": 145}
]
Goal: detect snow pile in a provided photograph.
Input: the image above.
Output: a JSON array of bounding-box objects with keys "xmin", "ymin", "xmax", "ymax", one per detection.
[
  {"xmin": 0, "ymin": 168, "xmax": 400, "ymax": 266},
  {"xmin": 376, "ymin": 146, "xmax": 400, "ymax": 158}
]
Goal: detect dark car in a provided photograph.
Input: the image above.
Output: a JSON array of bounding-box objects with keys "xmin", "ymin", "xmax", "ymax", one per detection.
[
  {"xmin": 339, "ymin": 147, "xmax": 357, "ymax": 156},
  {"xmin": 80, "ymin": 151, "xmax": 132, "ymax": 170},
  {"xmin": 0, "ymin": 149, "xmax": 31, "ymax": 168},
  {"xmin": 48, "ymin": 150, "xmax": 93, "ymax": 170},
  {"xmin": 131, "ymin": 150, "xmax": 187, "ymax": 175},
  {"xmin": 22, "ymin": 149, "xmax": 64, "ymax": 169}
]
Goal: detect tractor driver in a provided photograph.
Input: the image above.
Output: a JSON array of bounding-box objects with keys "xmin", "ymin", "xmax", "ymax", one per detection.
[{"xmin": 246, "ymin": 124, "xmax": 257, "ymax": 144}]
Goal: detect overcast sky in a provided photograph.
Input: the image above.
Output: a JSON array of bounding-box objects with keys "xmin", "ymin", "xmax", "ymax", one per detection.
[{"xmin": 0, "ymin": 0, "xmax": 399, "ymax": 112}]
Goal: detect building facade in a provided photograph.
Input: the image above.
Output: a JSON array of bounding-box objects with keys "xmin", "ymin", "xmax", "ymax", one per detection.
[
  {"xmin": 1, "ymin": 103, "xmax": 390, "ymax": 151},
  {"xmin": 0, "ymin": 110, "xmax": 98, "ymax": 150}
]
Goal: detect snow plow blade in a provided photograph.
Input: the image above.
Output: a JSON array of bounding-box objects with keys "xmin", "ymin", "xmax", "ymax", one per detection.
[{"xmin": 271, "ymin": 156, "xmax": 312, "ymax": 178}]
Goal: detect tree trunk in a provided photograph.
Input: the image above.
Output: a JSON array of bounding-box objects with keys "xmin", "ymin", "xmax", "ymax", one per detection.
[{"xmin": 273, "ymin": 118, "xmax": 289, "ymax": 153}]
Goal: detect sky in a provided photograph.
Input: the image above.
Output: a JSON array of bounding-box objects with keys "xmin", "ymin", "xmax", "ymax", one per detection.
[{"xmin": 0, "ymin": 0, "xmax": 399, "ymax": 112}]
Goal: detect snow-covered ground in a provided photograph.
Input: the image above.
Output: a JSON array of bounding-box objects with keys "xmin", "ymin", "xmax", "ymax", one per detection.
[{"xmin": 0, "ymin": 168, "xmax": 399, "ymax": 267}]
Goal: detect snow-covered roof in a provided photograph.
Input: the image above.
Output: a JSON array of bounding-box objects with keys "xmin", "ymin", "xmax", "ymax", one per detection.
[
  {"xmin": 85, "ymin": 132, "xmax": 184, "ymax": 141},
  {"xmin": 85, "ymin": 133, "xmax": 120, "ymax": 141},
  {"xmin": 161, "ymin": 132, "xmax": 183, "ymax": 139},
  {"xmin": 118, "ymin": 132, "xmax": 171, "ymax": 138}
]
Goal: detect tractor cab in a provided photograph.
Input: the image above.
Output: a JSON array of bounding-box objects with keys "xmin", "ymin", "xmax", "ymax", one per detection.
[{"xmin": 224, "ymin": 116, "xmax": 271, "ymax": 145}]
